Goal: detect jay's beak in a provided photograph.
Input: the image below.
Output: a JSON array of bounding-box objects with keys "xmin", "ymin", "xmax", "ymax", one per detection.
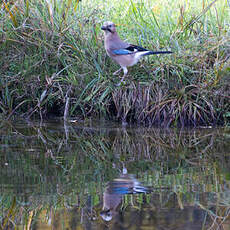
[{"xmin": 101, "ymin": 26, "xmax": 107, "ymax": 31}]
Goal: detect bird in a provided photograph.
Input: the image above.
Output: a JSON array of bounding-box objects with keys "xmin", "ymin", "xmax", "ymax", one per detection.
[
  {"xmin": 100, "ymin": 172, "xmax": 151, "ymax": 221},
  {"xmin": 101, "ymin": 21, "xmax": 173, "ymax": 83}
]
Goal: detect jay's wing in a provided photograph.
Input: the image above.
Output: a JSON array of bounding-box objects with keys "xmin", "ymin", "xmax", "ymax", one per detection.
[
  {"xmin": 126, "ymin": 44, "xmax": 148, "ymax": 52},
  {"xmin": 111, "ymin": 44, "xmax": 148, "ymax": 55},
  {"xmin": 112, "ymin": 49, "xmax": 133, "ymax": 55}
]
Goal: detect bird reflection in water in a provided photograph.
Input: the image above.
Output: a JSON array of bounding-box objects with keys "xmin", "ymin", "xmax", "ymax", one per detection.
[{"xmin": 100, "ymin": 170, "xmax": 150, "ymax": 222}]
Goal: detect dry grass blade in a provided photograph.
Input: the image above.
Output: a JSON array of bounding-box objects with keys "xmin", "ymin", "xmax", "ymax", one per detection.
[
  {"xmin": 3, "ymin": 1, "xmax": 18, "ymax": 27},
  {"xmin": 45, "ymin": 0, "xmax": 54, "ymax": 27},
  {"xmin": 1, "ymin": 197, "xmax": 17, "ymax": 230},
  {"xmin": 183, "ymin": 0, "xmax": 219, "ymax": 31}
]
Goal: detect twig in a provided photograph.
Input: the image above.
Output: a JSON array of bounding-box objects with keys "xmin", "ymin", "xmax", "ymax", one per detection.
[
  {"xmin": 64, "ymin": 85, "xmax": 73, "ymax": 121},
  {"xmin": 6, "ymin": 100, "xmax": 28, "ymax": 120},
  {"xmin": 26, "ymin": 73, "xmax": 57, "ymax": 118},
  {"xmin": 26, "ymin": 65, "xmax": 71, "ymax": 119}
]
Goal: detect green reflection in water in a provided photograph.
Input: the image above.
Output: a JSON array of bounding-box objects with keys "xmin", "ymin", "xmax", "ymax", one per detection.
[{"xmin": 0, "ymin": 120, "xmax": 230, "ymax": 230}]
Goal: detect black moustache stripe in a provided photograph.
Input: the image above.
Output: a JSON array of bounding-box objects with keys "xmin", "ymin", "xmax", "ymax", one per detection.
[{"xmin": 107, "ymin": 28, "xmax": 112, "ymax": 33}]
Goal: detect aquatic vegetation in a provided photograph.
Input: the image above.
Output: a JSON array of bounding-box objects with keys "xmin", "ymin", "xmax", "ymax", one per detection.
[{"xmin": 0, "ymin": 0, "xmax": 229, "ymax": 126}]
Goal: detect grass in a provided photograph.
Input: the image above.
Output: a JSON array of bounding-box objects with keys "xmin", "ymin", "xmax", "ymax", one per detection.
[
  {"xmin": 0, "ymin": 0, "xmax": 230, "ymax": 126},
  {"xmin": 0, "ymin": 121, "xmax": 230, "ymax": 229}
]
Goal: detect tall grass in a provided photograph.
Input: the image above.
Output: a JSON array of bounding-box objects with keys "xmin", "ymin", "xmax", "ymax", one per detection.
[{"xmin": 0, "ymin": 0, "xmax": 229, "ymax": 126}]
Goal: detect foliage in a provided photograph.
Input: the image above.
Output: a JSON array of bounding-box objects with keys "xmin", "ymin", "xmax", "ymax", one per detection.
[{"xmin": 0, "ymin": 0, "xmax": 229, "ymax": 126}]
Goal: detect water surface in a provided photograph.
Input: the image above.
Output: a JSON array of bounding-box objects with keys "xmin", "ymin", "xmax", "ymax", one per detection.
[{"xmin": 1, "ymin": 120, "xmax": 230, "ymax": 230}]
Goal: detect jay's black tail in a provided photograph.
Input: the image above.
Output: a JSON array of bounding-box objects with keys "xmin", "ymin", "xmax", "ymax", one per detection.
[{"xmin": 143, "ymin": 50, "xmax": 173, "ymax": 56}]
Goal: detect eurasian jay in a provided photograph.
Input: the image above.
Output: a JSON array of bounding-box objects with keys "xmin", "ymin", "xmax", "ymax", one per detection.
[
  {"xmin": 101, "ymin": 21, "xmax": 173, "ymax": 82},
  {"xmin": 100, "ymin": 173, "xmax": 150, "ymax": 221}
]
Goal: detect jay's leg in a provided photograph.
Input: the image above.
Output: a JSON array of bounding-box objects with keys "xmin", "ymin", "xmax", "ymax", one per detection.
[
  {"xmin": 120, "ymin": 67, "xmax": 128, "ymax": 82},
  {"xmin": 113, "ymin": 68, "xmax": 122, "ymax": 75},
  {"xmin": 116, "ymin": 67, "xmax": 128, "ymax": 86}
]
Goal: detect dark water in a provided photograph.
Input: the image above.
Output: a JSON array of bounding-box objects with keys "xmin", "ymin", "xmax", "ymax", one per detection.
[{"xmin": 1, "ymin": 119, "xmax": 230, "ymax": 230}]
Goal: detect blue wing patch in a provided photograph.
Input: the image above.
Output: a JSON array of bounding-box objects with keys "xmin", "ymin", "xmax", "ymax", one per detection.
[{"xmin": 112, "ymin": 49, "xmax": 133, "ymax": 55}]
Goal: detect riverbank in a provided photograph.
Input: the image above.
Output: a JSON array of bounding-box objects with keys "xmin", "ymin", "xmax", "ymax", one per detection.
[{"xmin": 0, "ymin": 0, "xmax": 229, "ymax": 126}]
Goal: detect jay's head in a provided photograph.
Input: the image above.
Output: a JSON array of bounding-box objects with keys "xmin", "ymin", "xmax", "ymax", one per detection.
[{"xmin": 101, "ymin": 21, "xmax": 116, "ymax": 34}]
